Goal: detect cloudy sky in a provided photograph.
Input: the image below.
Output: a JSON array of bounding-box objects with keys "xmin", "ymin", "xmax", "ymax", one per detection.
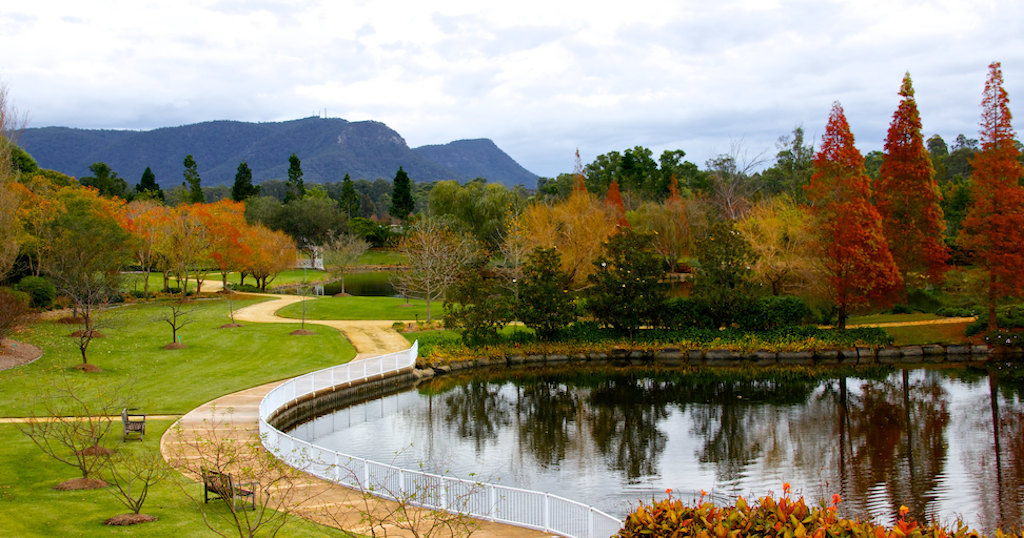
[{"xmin": 3, "ymin": 0, "xmax": 1022, "ymax": 178}]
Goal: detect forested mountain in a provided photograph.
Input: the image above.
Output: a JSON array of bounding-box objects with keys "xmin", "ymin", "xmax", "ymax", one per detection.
[{"xmin": 17, "ymin": 117, "xmax": 539, "ymax": 189}]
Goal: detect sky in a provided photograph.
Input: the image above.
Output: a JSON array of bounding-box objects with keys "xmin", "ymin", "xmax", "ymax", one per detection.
[{"xmin": 3, "ymin": 0, "xmax": 1023, "ymax": 178}]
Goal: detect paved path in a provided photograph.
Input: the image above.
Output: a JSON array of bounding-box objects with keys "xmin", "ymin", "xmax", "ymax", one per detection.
[{"xmin": 161, "ymin": 293, "xmax": 550, "ymax": 537}]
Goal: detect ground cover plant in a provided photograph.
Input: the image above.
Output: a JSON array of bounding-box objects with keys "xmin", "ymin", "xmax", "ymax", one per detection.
[
  {"xmin": 276, "ymin": 295, "xmax": 430, "ymax": 321},
  {"xmin": 0, "ymin": 296, "xmax": 356, "ymax": 416}
]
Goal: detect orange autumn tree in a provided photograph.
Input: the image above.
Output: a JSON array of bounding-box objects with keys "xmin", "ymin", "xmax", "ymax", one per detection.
[
  {"xmin": 123, "ymin": 200, "xmax": 169, "ymax": 297},
  {"xmin": 959, "ymin": 62, "xmax": 1024, "ymax": 332},
  {"xmin": 805, "ymin": 102, "xmax": 902, "ymax": 329},
  {"xmin": 604, "ymin": 178, "xmax": 629, "ymax": 227},
  {"xmin": 195, "ymin": 200, "xmax": 251, "ymax": 290},
  {"xmin": 876, "ymin": 72, "xmax": 949, "ymax": 286}
]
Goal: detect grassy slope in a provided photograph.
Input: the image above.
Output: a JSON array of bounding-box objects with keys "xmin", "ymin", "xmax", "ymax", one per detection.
[
  {"xmin": 0, "ymin": 421, "xmax": 343, "ymax": 537},
  {"xmin": 276, "ymin": 296, "xmax": 430, "ymax": 321},
  {"xmin": 0, "ymin": 297, "xmax": 356, "ymax": 416}
]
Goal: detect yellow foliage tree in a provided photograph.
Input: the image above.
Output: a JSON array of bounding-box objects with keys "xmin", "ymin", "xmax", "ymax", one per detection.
[{"xmin": 736, "ymin": 196, "xmax": 818, "ymax": 297}]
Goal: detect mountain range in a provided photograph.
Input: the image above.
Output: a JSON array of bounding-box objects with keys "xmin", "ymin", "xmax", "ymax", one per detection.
[{"xmin": 17, "ymin": 117, "xmax": 539, "ymax": 189}]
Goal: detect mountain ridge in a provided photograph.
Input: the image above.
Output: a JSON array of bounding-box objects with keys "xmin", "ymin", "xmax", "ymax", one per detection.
[{"xmin": 17, "ymin": 117, "xmax": 539, "ymax": 189}]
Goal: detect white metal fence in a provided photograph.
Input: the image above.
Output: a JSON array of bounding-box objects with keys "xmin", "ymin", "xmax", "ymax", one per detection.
[{"xmin": 258, "ymin": 341, "xmax": 624, "ymax": 538}]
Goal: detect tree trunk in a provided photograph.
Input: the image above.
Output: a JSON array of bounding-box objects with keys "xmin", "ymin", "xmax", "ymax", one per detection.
[{"xmin": 988, "ymin": 273, "xmax": 998, "ymax": 332}]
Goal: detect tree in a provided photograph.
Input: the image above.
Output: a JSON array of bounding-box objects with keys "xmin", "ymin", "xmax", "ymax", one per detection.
[
  {"xmin": 0, "ymin": 288, "xmax": 30, "ymax": 344},
  {"xmin": 604, "ymin": 178, "xmax": 628, "ymax": 226},
  {"xmin": 244, "ymin": 225, "xmax": 297, "ymax": 291},
  {"xmin": 0, "ymin": 86, "xmax": 21, "ymax": 280},
  {"xmin": 631, "ymin": 176, "xmax": 694, "ymax": 272},
  {"xmin": 102, "ymin": 448, "xmax": 169, "ymax": 524},
  {"xmin": 231, "ymin": 161, "xmax": 259, "ymax": 201},
  {"xmin": 427, "ymin": 179, "xmax": 522, "ymax": 249},
  {"xmin": 122, "ymin": 200, "xmax": 169, "ymax": 297},
  {"xmin": 762, "ymin": 126, "xmax": 815, "ymax": 201},
  {"xmin": 392, "ymin": 220, "xmax": 477, "ymax": 322},
  {"xmin": 444, "ymin": 264, "xmax": 512, "ymax": 345},
  {"xmin": 339, "ymin": 172, "xmax": 359, "ymax": 218},
  {"xmin": 959, "ymin": 62, "xmax": 1024, "ymax": 332},
  {"xmin": 183, "ymin": 154, "xmax": 203, "ymax": 203},
  {"xmin": 586, "ymin": 228, "xmax": 667, "ymax": 335},
  {"xmin": 516, "ymin": 247, "xmax": 575, "ymax": 340},
  {"xmin": 876, "ymin": 73, "xmax": 949, "ymax": 286},
  {"xmin": 18, "ymin": 373, "xmax": 127, "ymax": 488},
  {"xmin": 736, "ymin": 196, "xmax": 816, "ymax": 296},
  {"xmin": 160, "ymin": 204, "xmax": 212, "ymax": 298},
  {"xmin": 805, "ymin": 102, "xmax": 902, "ymax": 329},
  {"xmin": 284, "ymin": 152, "xmax": 305, "ymax": 202},
  {"xmin": 42, "ymin": 186, "xmax": 133, "ymax": 365},
  {"xmin": 691, "ymin": 219, "xmax": 758, "ymax": 328},
  {"xmin": 80, "ymin": 162, "xmax": 130, "ymax": 200},
  {"xmin": 135, "ymin": 167, "xmax": 164, "ymax": 201},
  {"xmin": 322, "ymin": 232, "xmax": 369, "ymax": 295},
  {"xmin": 389, "ymin": 166, "xmax": 415, "ymax": 221},
  {"xmin": 160, "ymin": 300, "xmax": 194, "ymax": 348},
  {"xmin": 272, "ymin": 196, "xmax": 344, "ymax": 248},
  {"xmin": 520, "ymin": 179, "xmax": 617, "ymax": 289}
]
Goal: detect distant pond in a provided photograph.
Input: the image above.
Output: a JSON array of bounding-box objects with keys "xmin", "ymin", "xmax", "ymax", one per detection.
[
  {"xmin": 322, "ymin": 271, "xmax": 398, "ymax": 297},
  {"xmin": 289, "ymin": 366, "xmax": 1024, "ymax": 534}
]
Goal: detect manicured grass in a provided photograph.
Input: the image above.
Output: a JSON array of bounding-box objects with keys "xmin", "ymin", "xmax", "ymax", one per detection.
[
  {"xmin": 0, "ymin": 297, "xmax": 356, "ymax": 416},
  {"xmin": 356, "ymin": 249, "xmax": 407, "ymax": 266},
  {"xmin": 0, "ymin": 421, "xmax": 344, "ymax": 537},
  {"xmin": 847, "ymin": 312, "xmax": 943, "ymax": 325},
  {"xmin": 885, "ymin": 322, "xmax": 972, "ymax": 346},
  {"xmin": 276, "ymin": 296, "xmax": 431, "ymax": 321}
]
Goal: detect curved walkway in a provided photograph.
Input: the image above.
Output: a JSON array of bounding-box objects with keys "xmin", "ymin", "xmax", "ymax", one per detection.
[{"xmin": 160, "ymin": 293, "xmax": 547, "ymax": 537}]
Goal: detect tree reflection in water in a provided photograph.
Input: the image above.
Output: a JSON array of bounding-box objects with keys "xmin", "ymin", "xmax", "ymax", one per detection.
[{"xmin": 315, "ymin": 365, "xmax": 1024, "ymax": 534}]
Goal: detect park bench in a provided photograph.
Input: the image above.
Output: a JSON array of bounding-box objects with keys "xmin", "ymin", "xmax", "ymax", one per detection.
[
  {"xmin": 202, "ymin": 468, "xmax": 257, "ymax": 511},
  {"xmin": 121, "ymin": 408, "xmax": 146, "ymax": 442}
]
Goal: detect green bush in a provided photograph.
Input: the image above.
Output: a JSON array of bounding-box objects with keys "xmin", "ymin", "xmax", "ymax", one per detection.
[
  {"xmin": 660, "ymin": 297, "xmax": 714, "ymax": 329},
  {"xmin": 15, "ymin": 276, "xmax": 56, "ymax": 309},
  {"xmin": 889, "ymin": 303, "xmax": 914, "ymax": 314},
  {"xmin": 937, "ymin": 306, "xmax": 978, "ymax": 318},
  {"xmin": 738, "ymin": 295, "xmax": 812, "ymax": 331},
  {"xmin": 966, "ymin": 304, "xmax": 1024, "ymax": 336}
]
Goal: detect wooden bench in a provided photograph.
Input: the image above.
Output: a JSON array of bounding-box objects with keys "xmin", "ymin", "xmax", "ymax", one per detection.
[
  {"xmin": 121, "ymin": 408, "xmax": 146, "ymax": 442},
  {"xmin": 202, "ymin": 469, "xmax": 257, "ymax": 511}
]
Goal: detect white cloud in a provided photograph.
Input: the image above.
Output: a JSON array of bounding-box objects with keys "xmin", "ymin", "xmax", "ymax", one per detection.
[{"xmin": 2, "ymin": 0, "xmax": 1022, "ymax": 177}]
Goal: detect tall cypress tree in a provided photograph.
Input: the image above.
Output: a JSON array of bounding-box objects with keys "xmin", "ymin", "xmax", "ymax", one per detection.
[
  {"xmin": 340, "ymin": 172, "xmax": 359, "ymax": 218},
  {"xmin": 285, "ymin": 153, "xmax": 305, "ymax": 202},
  {"xmin": 183, "ymin": 154, "xmax": 203, "ymax": 203},
  {"xmin": 805, "ymin": 101, "xmax": 902, "ymax": 329},
  {"xmin": 876, "ymin": 72, "xmax": 949, "ymax": 285},
  {"xmin": 231, "ymin": 161, "xmax": 259, "ymax": 201},
  {"xmin": 959, "ymin": 62, "xmax": 1024, "ymax": 331},
  {"xmin": 389, "ymin": 166, "xmax": 414, "ymax": 221}
]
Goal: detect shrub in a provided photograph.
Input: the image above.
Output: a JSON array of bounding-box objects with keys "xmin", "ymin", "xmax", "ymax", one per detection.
[
  {"xmin": 0, "ymin": 288, "xmax": 31, "ymax": 341},
  {"xmin": 227, "ymin": 283, "xmax": 261, "ymax": 293},
  {"xmin": 660, "ymin": 297, "xmax": 713, "ymax": 329},
  {"xmin": 443, "ymin": 267, "xmax": 512, "ymax": 346},
  {"xmin": 585, "ymin": 229, "xmax": 667, "ymax": 335},
  {"xmin": 616, "ymin": 488, "xmax": 996, "ymax": 538},
  {"xmin": 738, "ymin": 295, "xmax": 812, "ymax": 331},
  {"xmin": 907, "ymin": 287, "xmax": 943, "ymax": 312},
  {"xmin": 936, "ymin": 306, "xmax": 978, "ymax": 318},
  {"xmin": 16, "ymin": 275, "xmax": 57, "ymax": 309},
  {"xmin": 966, "ymin": 304, "xmax": 1024, "ymax": 336},
  {"xmin": 518, "ymin": 248, "xmax": 576, "ymax": 340},
  {"xmin": 889, "ymin": 303, "xmax": 914, "ymax": 314}
]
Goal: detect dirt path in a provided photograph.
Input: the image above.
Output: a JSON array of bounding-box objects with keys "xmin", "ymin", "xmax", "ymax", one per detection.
[{"xmin": 846, "ymin": 316, "xmax": 976, "ymax": 329}]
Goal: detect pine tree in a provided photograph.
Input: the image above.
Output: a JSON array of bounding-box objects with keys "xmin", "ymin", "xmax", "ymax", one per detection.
[
  {"xmin": 876, "ymin": 72, "xmax": 949, "ymax": 286},
  {"xmin": 136, "ymin": 166, "xmax": 164, "ymax": 201},
  {"xmin": 959, "ymin": 62, "xmax": 1024, "ymax": 331},
  {"xmin": 389, "ymin": 166, "xmax": 414, "ymax": 221},
  {"xmin": 284, "ymin": 153, "xmax": 305, "ymax": 202},
  {"xmin": 231, "ymin": 161, "xmax": 259, "ymax": 202},
  {"xmin": 805, "ymin": 102, "xmax": 902, "ymax": 329},
  {"xmin": 604, "ymin": 178, "xmax": 629, "ymax": 227},
  {"xmin": 183, "ymin": 155, "xmax": 203, "ymax": 203},
  {"xmin": 340, "ymin": 172, "xmax": 359, "ymax": 218}
]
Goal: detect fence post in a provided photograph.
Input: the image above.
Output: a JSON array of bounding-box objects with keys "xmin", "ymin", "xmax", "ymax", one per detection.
[
  {"xmin": 489, "ymin": 485, "xmax": 497, "ymax": 521},
  {"xmin": 544, "ymin": 493, "xmax": 551, "ymax": 532}
]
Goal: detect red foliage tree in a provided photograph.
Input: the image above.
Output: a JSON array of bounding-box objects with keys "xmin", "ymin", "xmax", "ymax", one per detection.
[
  {"xmin": 604, "ymin": 178, "xmax": 629, "ymax": 227},
  {"xmin": 876, "ymin": 73, "xmax": 949, "ymax": 286},
  {"xmin": 959, "ymin": 62, "xmax": 1024, "ymax": 331},
  {"xmin": 805, "ymin": 102, "xmax": 902, "ymax": 329}
]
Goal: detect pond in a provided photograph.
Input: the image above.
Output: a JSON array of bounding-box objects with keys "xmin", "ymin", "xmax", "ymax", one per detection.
[
  {"xmin": 322, "ymin": 271, "xmax": 398, "ymax": 297},
  {"xmin": 288, "ymin": 366, "xmax": 1024, "ymax": 534}
]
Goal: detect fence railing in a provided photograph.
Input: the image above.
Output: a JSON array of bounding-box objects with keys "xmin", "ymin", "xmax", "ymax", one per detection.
[{"xmin": 258, "ymin": 341, "xmax": 624, "ymax": 538}]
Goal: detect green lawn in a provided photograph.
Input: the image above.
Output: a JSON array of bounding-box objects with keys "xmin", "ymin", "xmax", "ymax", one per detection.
[
  {"xmin": 276, "ymin": 296, "xmax": 431, "ymax": 321},
  {"xmin": 0, "ymin": 297, "xmax": 356, "ymax": 416},
  {"xmin": 356, "ymin": 249, "xmax": 407, "ymax": 266},
  {"xmin": 0, "ymin": 421, "xmax": 344, "ymax": 537},
  {"xmin": 847, "ymin": 313, "xmax": 943, "ymax": 325},
  {"xmin": 885, "ymin": 321, "xmax": 973, "ymax": 346}
]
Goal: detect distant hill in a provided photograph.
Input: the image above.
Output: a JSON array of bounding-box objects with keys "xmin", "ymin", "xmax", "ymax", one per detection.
[{"xmin": 18, "ymin": 117, "xmax": 539, "ymax": 189}]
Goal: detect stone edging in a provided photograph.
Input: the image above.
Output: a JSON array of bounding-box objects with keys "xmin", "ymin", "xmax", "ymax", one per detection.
[{"xmin": 422, "ymin": 344, "xmax": 994, "ymax": 376}]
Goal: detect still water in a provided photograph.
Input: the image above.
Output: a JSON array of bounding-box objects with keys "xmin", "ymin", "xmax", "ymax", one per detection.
[{"xmin": 290, "ymin": 367, "xmax": 1024, "ymax": 534}]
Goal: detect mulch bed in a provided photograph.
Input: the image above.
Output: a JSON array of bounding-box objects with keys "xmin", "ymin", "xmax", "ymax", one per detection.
[
  {"xmin": 163, "ymin": 342, "xmax": 187, "ymax": 349},
  {"xmin": 67, "ymin": 330, "xmax": 105, "ymax": 338},
  {"xmin": 0, "ymin": 339, "xmax": 44, "ymax": 371},
  {"xmin": 290, "ymin": 329, "xmax": 317, "ymax": 336},
  {"xmin": 105, "ymin": 514, "xmax": 157, "ymax": 526},
  {"xmin": 218, "ymin": 323, "xmax": 243, "ymax": 329},
  {"xmin": 54, "ymin": 477, "xmax": 108, "ymax": 490},
  {"xmin": 70, "ymin": 363, "xmax": 103, "ymax": 372}
]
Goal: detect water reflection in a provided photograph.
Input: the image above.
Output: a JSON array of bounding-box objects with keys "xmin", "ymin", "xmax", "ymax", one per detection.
[{"xmin": 293, "ymin": 366, "xmax": 1024, "ymax": 534}]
